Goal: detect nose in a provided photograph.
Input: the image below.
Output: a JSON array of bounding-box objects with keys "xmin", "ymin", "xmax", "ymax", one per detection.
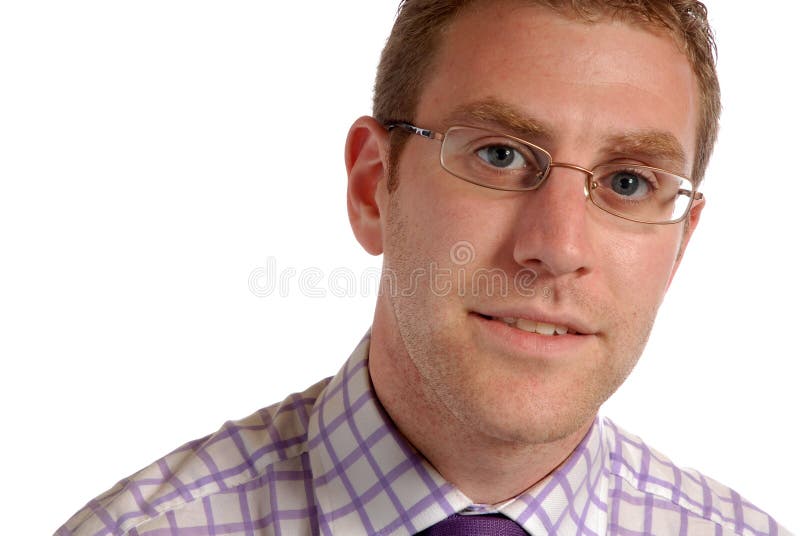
[{"xmin": 511, "ymin": 165, "xmax": 594, "ymax": 278}]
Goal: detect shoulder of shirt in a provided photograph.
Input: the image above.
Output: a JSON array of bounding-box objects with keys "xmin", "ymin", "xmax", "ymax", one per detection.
[
  {"xmin": 602, "ymin": 417, "xmax": 787, "ymax": 535},
  {"xmin": 55, "ymin": 376, "xmax": 332, "ymax": 536}
]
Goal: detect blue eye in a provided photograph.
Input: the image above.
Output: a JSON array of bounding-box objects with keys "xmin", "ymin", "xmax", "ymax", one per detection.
[
  {"xmin": 477, "ymin": 145, "xmax": 528, "ymax": 169},
  {"xmin": 607, "ymin": 170, "xmax": 653, "ymax": 199}
]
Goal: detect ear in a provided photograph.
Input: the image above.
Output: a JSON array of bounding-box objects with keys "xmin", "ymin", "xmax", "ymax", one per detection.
[
  {"xmin": 345, "ymin": 115, "xmax": 391, "ymax": 255},
  {"xmin": 665, "ymin": 195, "xmax": 705, "ymax": 291}
]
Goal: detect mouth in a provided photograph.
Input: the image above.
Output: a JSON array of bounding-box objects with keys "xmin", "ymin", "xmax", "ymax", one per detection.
[{"xmin": 476, "ymin": 313, "xmax": 578, "ymax": 336}]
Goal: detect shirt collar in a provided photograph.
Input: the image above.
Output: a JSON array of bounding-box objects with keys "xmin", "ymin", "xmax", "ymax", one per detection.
[
  {"xmin": 497, "ymin": 417, "xmax": 610, "ymax": 535},
  {"xmin": 307, "ymin": 332, "xmax": 609, "ymax": 535}
]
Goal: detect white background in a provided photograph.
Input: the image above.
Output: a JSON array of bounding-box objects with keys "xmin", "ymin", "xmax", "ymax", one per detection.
[{"xmin": 1, "ymin": 1, "xmax": 797, "ymax": 533}]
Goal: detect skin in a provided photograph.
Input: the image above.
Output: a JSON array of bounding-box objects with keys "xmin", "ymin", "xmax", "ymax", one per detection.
[{"xmin": 345, "ymin": 2, "xmax": 703, "ymax": 504}]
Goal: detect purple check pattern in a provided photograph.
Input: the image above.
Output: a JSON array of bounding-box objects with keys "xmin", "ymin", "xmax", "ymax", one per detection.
[{"xmin": 56, "ymin": 333, "xmax": 789, "ymax": 535}]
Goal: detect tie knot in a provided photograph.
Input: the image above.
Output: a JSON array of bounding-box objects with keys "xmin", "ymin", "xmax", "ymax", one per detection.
[{"xmin": 417, "ymin": 513, "xmax": 527, "ymax": 535}]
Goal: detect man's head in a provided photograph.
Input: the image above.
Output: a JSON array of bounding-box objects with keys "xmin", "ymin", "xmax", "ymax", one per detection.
[
  {"xmin": 374, "ymin": 0, "xmax": 720, "ymax": 192},
  {"xmin": 346, "ymin": 0, "xmax": 713, "ymax": 457}
]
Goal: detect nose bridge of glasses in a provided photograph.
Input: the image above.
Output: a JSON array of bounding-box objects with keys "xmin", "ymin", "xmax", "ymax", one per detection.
[
  {"xmin": 541, "ymin": 161, "xmax": 595, "ymax": 194},
  {"xmin": 548, "ymin": 161, "xmax": 594, "ymax": 177}
]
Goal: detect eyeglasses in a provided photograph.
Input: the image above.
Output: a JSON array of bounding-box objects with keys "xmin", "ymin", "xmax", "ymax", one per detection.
[{"xmin": 386, "ymin": 122, "xmax": 703, "ymax": 225}]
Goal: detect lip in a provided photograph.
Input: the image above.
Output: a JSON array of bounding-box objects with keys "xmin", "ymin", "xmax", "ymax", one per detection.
[
  {"xmin": 470, "ymin": 312, "xmax": 594, "ymax": 358},
  {"xmin": 471, "ymin": 308, "xmax": 595, "ymax": 336}
]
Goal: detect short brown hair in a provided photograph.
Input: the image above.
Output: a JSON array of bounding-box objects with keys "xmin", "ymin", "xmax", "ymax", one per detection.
[{"xmin": 374, "ymin": 0, "xmax": 721, "ymax": 191}]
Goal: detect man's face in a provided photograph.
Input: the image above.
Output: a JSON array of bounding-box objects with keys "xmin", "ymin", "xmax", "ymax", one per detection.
[{"xmin": 373, "ymin": 3, "xmax": 701, "ymax": 445}]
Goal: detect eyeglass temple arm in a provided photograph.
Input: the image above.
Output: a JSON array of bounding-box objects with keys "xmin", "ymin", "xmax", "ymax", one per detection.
[
  {"xmin": 679, "ymin": 188, "xmax": 704, "ymax": 201},
  {"xmin": 385, "ymin": 122, "xmax": 445, "ymax": 141}
]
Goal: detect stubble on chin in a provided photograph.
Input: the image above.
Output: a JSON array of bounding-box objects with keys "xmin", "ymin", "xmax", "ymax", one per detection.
[{"xmin": 386, "ymin": 280, "xmax": 658, "ymax": 450}]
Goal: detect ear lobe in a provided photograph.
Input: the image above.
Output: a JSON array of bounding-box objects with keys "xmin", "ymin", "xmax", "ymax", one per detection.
[
  {"xmin": 345, "ymin": 116, "xmax": 390, "ymax": 256},
  {"xmin": 665, "ymin": 196, "xmax": 705, "ymax": 291}
]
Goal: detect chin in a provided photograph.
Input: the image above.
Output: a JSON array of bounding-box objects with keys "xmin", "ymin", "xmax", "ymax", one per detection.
[{"xmin": 447, "ymin": 378, "xmax": 601, "ymax": 447}]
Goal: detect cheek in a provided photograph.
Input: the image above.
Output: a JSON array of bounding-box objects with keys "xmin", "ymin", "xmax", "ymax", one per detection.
[
  {"xmin": 397, "ymin": 179, "xmax": 509, "ymax": 260},
  {"xmin": 603, "ymin": 229, "xmax": 681, "ymax": 301}
]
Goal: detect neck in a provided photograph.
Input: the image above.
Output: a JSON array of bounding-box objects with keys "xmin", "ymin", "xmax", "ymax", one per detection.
[{"xmin": 368, "ymin": 318, "xmax": 594, "ymax": 504}]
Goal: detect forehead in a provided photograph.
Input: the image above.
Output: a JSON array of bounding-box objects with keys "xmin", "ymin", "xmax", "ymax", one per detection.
[{"xmin": 415, "ymin": 1, "xmax": 699, "ymax": 171}]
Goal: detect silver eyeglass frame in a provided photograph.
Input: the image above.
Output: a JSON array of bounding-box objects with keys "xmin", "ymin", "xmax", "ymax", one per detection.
[{"xmin": 386, "ymin": 121, "xmax": 703, "ymax": 225}]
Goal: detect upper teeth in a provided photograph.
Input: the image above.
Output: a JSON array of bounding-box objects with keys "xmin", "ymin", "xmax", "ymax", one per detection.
[{"xmin": 495, "ymin": 316, "xmax": 570, "ymax": 336}]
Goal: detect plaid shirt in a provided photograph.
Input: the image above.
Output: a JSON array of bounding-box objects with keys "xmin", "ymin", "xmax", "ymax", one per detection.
[{"xmin": 57, "ymin": 332, "xmax": 788, "ymax": 536}]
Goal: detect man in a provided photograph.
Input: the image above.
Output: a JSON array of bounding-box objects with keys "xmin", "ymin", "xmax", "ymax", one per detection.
[{"xmin": 56, "ymin": 0, "xmax": 789, "ymax": 534}]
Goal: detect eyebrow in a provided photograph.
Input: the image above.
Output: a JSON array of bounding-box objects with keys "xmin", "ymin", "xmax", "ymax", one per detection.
[
  {"xmin": 442, "ymin": 97, "xmax": 689, "ymax": 174},
  {"xmin": 443, "ymin": 98, "xmax": 555, "ymax": 141},
  {"xmin": 601, "ymin": 131, "xmax": 688, "ymax": 175}
]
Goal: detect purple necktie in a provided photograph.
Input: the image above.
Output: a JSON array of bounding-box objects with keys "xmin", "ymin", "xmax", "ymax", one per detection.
[{"xmin": 416, "ymin": 513, "xmax": 527, "ymax": 535}]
